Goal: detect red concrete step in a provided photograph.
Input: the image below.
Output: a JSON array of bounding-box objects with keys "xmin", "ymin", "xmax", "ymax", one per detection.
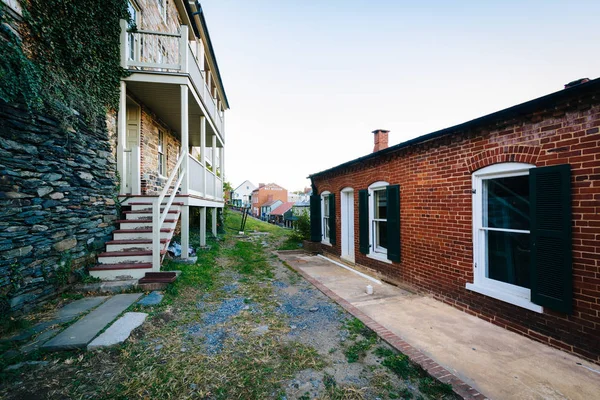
[
  {"xmin": 126, "ymin": 202, "xmax": 184, "ymax": 206},
  {"xmin": 122, "ymin": 211, "xmax": 179, "ymax": 215},
  {"xmin": 106, "ymin": 239, "xmax": 168, "ymax": 245},
  {"xmin": 113, "ymin": 228, "xmax": 173, "ymax": 234},
  {"xmin": 97, "ymin": 249, "xmax": 166, "ymax": 258},
  {"xmin": 89, "ymin": 263, "xmax": 153, "ymax": 271},
  {"xmin": 138, "ymin": 271, "xmax": 177, "ymax": 284},
  {"xmin": 115, "ymin": 219, "xmax": 178, "ymax": 224}
]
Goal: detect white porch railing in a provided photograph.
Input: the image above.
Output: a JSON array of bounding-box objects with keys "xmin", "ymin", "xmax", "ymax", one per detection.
[
  {"xmin": 188, "ymin": 154, "xmax": 223, "ymax": 200},
  {"xmin": 120, "ymin": 20, "xmax": 224, "ymax": 138},
  {"xmin": 152, "ymin": 148, "xmax": 186, "ymax": 271}
]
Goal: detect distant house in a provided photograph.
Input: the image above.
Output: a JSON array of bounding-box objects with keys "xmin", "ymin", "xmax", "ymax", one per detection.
[
  {"xmin": 260, "ymin": 200, "xmax": 283, "ymax": 221},
  {"xmin": 231, "ymin": 180, "xmax": 256, "ymax": 208},
  {"xmin": 292, "ymin": 201, "xmax": 310, "ymax": 217},
  {"xmin": 250, "ymin": 183, "xmax": 288, "ymax": 217},
  {"xmin": 308, "ymin": 78, "xmax": 600, "ymax": 363},
  {"xmin": 269, "ymin": 202, "xmax": 294, "ymax": 226}
]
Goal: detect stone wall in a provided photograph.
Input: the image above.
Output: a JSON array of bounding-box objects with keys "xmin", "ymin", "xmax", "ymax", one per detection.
[{"xmin": 0, "ymin": 101, "xmax": 119, "ymax": 313}]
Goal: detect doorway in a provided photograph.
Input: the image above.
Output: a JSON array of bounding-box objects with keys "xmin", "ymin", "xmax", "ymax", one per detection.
[
  {"xmin": 124, "ymin": 101, "xmax": 140, "ymax": 194},
  {"xmin": 341, "ymin": 188, "xmax": 355, "ymax": 262}
]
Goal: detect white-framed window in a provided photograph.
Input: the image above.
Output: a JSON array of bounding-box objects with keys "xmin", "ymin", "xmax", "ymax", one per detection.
[
  {"xmin": 467, "ymin": 162, "xmax": 542, "ymax": 313},
  {"xmin": 127, "ymin": 1, "xmax": 139, "ymax": 61},
  {"xmin": 156, "ymin": 0, "xmax": 166, "ymax": 22},
  {"xmin": 321, "ymin": 191, "xmax": 331, "ymax": 244},
  {"xmin": 368, "ymin": 181, "xmax": 389, "ymax": 262},
  {"xmin": 158, "ymin": 130, "xmax": 166, "ymax": 177}
]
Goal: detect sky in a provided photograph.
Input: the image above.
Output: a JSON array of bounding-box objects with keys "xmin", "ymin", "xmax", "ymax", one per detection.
[{"xmin": 200, "ymin": 0, "xmax": 600, "ymax": 192}]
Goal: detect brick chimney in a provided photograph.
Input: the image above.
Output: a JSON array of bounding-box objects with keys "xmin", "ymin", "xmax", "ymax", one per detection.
[
  {"xmin": 373, "ymin": 129, "xmax": 389, "ymax": 153},
  {"xmin": 564, "ymin": 78, "xmax": 590, "ymax": 89}
]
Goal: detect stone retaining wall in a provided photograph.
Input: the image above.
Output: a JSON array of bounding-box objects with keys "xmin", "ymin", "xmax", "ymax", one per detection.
[{"xmin": 0, "ymin": 101, "xmax": 119, "ymax": 313}]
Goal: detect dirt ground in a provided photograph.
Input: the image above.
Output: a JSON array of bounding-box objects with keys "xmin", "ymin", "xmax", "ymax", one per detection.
[{"xmin": 0, "ymin": 227, "xmax": 456, "ymax": 400}]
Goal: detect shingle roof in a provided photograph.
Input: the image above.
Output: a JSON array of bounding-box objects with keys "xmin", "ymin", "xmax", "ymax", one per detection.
[{"xmin": 270, "ymin": 202, "xmax": 294, "ymax": 216}]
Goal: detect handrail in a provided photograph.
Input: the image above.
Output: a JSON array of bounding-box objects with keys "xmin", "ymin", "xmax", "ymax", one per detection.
[{"xmin": 152, "ymin": 147, "xmax": 186, "ymax": 270}]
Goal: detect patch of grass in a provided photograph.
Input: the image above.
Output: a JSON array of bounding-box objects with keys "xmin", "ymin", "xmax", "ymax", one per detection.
[
  {"xmin": 0, "ymin": 316, "xmax": 31, "ymax": 337},
  {"xmin": 277, "ymin": 236, "xmax": 303, "ymax": 250},
  {"xmin": 345, "ymin": 317, "xmax": 377, "ymax": 341},
  {"xmin": 225, "ymin": 240, "xmax": 274, "ymax": 278},
  {"xmin": 382, "ymin": 354, "xmax": 413, "ymax": 378},
  {"xmin": 61, "ymin": 292, "xmax": 84, "ymax": 301},
  {"xmin": 345, "ymin": 337, "xmax": 377, "ymax": 363},
  {"xmin": 418, "ymin": 377, "xmax": 454, "ymax": 399}
]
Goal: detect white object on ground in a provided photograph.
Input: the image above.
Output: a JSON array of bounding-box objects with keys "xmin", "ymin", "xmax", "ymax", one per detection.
[
  {"xmin": 318, "ymin": 255, "xmax": 382, "ymax": 285},
  {"xmin": 366, "ymin": 285, "xmax": 374, "ymax": 295},
  {"xmin": 87, "ymin": 312, "xmax": 148, "ymax": 350}
]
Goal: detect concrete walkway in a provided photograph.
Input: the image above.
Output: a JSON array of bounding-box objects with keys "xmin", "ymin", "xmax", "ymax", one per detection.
[{"xmin": 278, "ymin": 251, "xmax": 600, "ymax": 400}]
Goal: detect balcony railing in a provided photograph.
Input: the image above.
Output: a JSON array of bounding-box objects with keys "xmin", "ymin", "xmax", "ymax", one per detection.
[
  {"xmin": 120, "ymin": 20, "xmax": 224, "ymax": 136},
  {"xmin": 188, "ymin": 154, "xmax": 223, "ymax": 200}
]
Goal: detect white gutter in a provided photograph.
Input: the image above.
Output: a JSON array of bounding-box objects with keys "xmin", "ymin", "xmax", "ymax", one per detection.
[{"xmin": 317, "ymin": 255, "xmax": 382, "ymax": 285}]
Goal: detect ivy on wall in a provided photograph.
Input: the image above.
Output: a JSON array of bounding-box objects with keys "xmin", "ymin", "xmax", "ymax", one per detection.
[{"xmin": 0, "ymin": 0, "xmax": 130, "ymax": 125}]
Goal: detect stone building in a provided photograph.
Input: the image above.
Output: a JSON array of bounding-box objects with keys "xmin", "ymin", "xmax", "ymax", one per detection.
[
  {"xmin": 308, "ymin": 78, "xmax": 600, "ymax": 365},
  {"xmin": 0, "ymin": 0, "xmax": 229, "ymax": 311}
]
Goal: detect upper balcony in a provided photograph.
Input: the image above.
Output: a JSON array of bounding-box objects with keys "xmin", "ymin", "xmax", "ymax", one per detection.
[{"xmin": 119, "ymin": 20, "xmax": 225, "ymax": 140}]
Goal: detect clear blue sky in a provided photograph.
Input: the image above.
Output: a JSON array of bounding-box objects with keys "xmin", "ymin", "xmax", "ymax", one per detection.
[{"xmin": 201, "ymin": 0, "xmax": 600, "ymax": 192}]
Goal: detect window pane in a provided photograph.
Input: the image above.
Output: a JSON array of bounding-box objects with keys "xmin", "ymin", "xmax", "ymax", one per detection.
[
  {"xmin": 486, "ymin": 230, "xmax": 530, "ymax": 288},
  {"xmin": 484, "ymin": 175, "xmax": 529, "ymax": 230},
  {"xmin": 323, "ymin": 197, "xmax": 329, "ymax": 217},
  {"xmin": 375, "ymin": 221, "xmax": 388, "ymax": 250},
  {"xmin": 375, "ymin": 190, "xmax": 387, "ymax": 219},
  {"xmin": 323, "ymin": 217, "xmax": 330, "ymax": 239}
]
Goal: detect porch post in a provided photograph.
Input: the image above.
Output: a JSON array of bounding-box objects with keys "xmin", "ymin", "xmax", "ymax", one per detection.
[
  {"xmin": 179, "ymin": 25, "xmax": 189, "ymax": 73},
  {"xmin": 212, "ymin": 135, "xmax": 217, "ymax": 199},
  {"xmin": 211, "ymin": 207, "xmax": 217, "ymax": 237},
  {"xmin": 181, "ymin": 85, "xmax": 189, "ymax": 259},
  {"xmin": 220, "ymin": 147, "xmax": 225, "ymax": 201},
  {"xmin": 117, "ymin": 81, "xmax": 127, "ymax": 195},
  {"xmin": 200, "ymin": 116, "xmax": 206, "ymax": 197},
  {"xmin": 199, "ymin": 207, "xmax": 206, "ymax": 247}
]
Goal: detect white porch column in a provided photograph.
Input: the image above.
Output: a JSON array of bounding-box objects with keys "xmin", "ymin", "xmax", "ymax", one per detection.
[
  {"xmin": 117, "ymin": 81, "xmax": 127, "ymax": 195},
  {"xmin": 181, "ymin": 85, "xmax": 189, "ymax": 259},
  {"xmin": 200, "ymin": 116, "xmax": 206, "ymax": 197},
  {"xmin": 211, "ymin": 207, "xmax": 217, "ymax": 237},
  {"xmin": 212, "ymin": 135, "xmax": 217, "ymax": 199},
  {"xmin": 219, "ymin": 147, "xmax": 225, "ymax": 201},
  {"xmin": 179, "ymin": 25, "xmax": 189, "ymax": 73},
  {"xmin": 199, "ymin": 207, "xmax": 206, "ymax": 247}
]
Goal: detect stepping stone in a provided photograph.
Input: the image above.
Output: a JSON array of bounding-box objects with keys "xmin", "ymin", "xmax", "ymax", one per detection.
[
  {"xmin": 20, "ymin": 328, "xmax": 61, "ymax": 354},
  {"xmin": 42, "ymin": 293, "xmax": 142, "ymax": 351},
  {"xmin": 2, "ymin": 297, "xmax": 108, "ymax": 343},
  {"xmin": 87, "ymin": 312, "xmax": 147, "ymax": 350},
  {"xmin": 4, "ymin": 361, "xmax": 49, "ymax": 371},
  {"xmin": 137, "ymin": 291, "xmax": 163, "ymax": 306}
]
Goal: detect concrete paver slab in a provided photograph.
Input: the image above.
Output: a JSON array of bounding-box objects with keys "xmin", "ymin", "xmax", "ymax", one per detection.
[
  {"xmin": 42, "ymin": 293, "xmax": 142, "ymax": 351},
  {"xmin": 278, "ymin": 252, "xmax": 600, "ymax": 400},
  {"xmin": 20, "ymin": 328, "xmax": 61, "ymax": 354},
  {"xmin": 137, "ymin": 291, "xmax": 163, "ymax": 306},
  {"xmin": 87, "ymin": 312, "xmax": 147, "ymax": 350}
]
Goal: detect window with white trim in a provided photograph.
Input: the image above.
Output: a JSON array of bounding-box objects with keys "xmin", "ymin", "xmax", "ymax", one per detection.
[
  {"xmin": 367, "ymin": 181, "xmax": 389, "ymax": 260},
  {"xmin": 321, "ymin": 191, "xmax": 331, "ymax": 244},
  {"xmin": 158, "ymin": 130, "xmax": 166, "ymax": 177},
  {"xmin": 127, "ymin": 1, "xmax": 139, "ymax": 61},
  {"xmin": 468, "ymin": 163, "xmax": 542, "ymax": 313}
]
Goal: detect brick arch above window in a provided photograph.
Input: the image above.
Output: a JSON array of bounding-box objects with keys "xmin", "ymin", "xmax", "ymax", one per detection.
[{"xmin": 467, "ymin": 145, "xmax": 540, "ymax": 173}]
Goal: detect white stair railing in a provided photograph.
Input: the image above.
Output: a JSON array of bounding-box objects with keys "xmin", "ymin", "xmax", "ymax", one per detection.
[{"xmin": 152, "ymin": 148, "xmax": 186, "ymax": 271}]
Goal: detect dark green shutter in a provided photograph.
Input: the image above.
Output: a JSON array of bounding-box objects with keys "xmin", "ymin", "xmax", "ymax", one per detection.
[
  {"xmin": 310, "ymin": 194, "xmax": 322, "ymax": 242},
  {"xmin": 530, "ymin": 164, "xmax": 572, "ymax": 314},
  {"xmin": 328, "ymin": 193, "xmax": 336, "ymax": 245},
  {"xmin": 359, "ymin": 189, "xmax": 369, "ymax": 254},
  {"xmin": 386, "ymin": 185, "xmax": 401, "ymax": 262}
]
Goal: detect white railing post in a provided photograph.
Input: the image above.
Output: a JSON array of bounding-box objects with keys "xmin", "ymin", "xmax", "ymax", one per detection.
[
  {"xmin": 212, "ymin": 134, "xmax": 217, "ymax": 198},
  {"xmin": 117, "ymin": 82, "xmax": 127, "ymax": 195},
  {"xmin": 132, "ymin": 145, "xmax": 141, "ymax": 195},
  {"xmin": 220, "ymin": 147, "xmax": 225, "ymax": 201},
  {"xmin": 180, "ymin": 25, "xmax": 189, "ymax": 73},
  {"xmin": 120, "ymin": 19, "xmax": 128, "ymax": 68},
  {"xmin": 152, "ymin": 200, "xmax": 160, "ymax": 271},
  {"xmin": 199, "ymin": 207, "xmax": 206, "ymax": 247},
  {"xmin": 200, "ymin": 116, "xmax": 206, "ymax": 197},
  {"xmin": 181, "ymin": 85, "xmax": 189, "ymax": 259}
]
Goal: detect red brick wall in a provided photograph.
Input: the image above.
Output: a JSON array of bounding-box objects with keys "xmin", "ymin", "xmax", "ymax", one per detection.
[
  {"xmin": 252, "ymin": 184, "xmax": 288, "ymax": 216},
  {"xmin": 312, "ymin": 94, "xmax": 600, "ymax": 364}
]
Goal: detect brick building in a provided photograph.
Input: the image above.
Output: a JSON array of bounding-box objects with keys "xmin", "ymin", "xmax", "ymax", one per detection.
[
  {"xmin": 308, "ymin": 78, "xmax": 600, "ymax": 364},
  {"xmin": 250, "ymin": 183, "xmax": 288, "ymax": 217}
]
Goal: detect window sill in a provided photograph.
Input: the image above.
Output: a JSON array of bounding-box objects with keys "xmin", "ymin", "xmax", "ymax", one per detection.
[
  {"xmin": 321, "ymin": 241, "xmax": 332, "ymax": 247},
  {"xmin": 367, "ymin": 253, "xmax": 392, "ymax": 264},
  {"xmin": 466, "ymin": 283, "xmax": 543, "ymax": 313}
]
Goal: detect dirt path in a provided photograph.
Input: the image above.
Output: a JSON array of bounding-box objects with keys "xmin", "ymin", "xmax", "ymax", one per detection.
[{"xmin": 0, "ymin": 228, "xmax": 457, "ymax": 400}]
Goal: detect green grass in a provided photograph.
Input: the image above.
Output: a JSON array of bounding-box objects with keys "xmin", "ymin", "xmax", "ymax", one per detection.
[{"xmin": 225, "ymin": 240, "xmax": 274, "ymax": 278}]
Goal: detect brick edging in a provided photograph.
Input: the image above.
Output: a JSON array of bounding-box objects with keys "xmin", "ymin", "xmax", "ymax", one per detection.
[{"xmin": 281, "ymin": 254, "xmax": 487, "ymax": 400}]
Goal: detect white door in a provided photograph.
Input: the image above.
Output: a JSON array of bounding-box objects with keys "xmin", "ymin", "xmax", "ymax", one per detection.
[
  {"xmin": 341, "ymin": 189, "xmax": 355, "ymax": 262},
  {"xmin": 125, "ymin": 104, "xmax": 140, "ymax": 194}
]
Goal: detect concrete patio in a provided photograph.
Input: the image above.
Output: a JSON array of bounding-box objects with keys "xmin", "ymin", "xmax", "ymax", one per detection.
[{"xmin": 277, "ymin": 251, "xmax": 600, "ymax": 400}]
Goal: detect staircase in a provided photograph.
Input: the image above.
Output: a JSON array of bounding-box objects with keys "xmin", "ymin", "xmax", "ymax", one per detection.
[{"xmin": 89, "ymin": 197, "xmax": 183, "ymax": 281}]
